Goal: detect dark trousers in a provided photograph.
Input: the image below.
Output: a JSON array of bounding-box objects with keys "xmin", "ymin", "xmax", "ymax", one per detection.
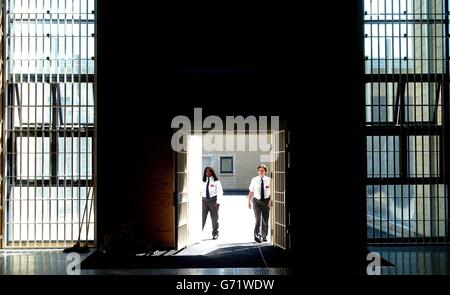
[
  {"xmin": 202, "ymin": 197, "xmax": 219, "ymax": 236},
  {"xmin": 253, "ymin": 198, "xmax": 270, "ymax": 238}
]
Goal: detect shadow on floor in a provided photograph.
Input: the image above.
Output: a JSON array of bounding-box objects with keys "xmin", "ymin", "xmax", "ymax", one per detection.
[{"xmin": 81, "ymin": 244, "xmax": 292, "ymax": 269}]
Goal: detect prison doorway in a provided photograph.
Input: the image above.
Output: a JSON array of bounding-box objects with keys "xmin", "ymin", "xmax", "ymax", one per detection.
[{"xmin": 175, "ymin": 130, "xmax": 289, "ymax": 252}]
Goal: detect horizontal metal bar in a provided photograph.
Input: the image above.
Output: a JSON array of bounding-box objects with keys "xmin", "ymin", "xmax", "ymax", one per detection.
[
  {"xmin": 366, "ymin": 177, "xmax": 445, "ymax": 185},
  {"xmin": 364, "ymin": 18, "xmax": 445, "ymax": 24},
  {"xmin": 6, "ymin": 221, "xmax": 94, "ymax": 225},
  {"xmin": 274, "ymin": 222, "xmax": 286, "ymax": 227},
  {"xmin": 3, "ymin": 241, "xmax": 96, "ymax": 249},
  {"xmin": 365, "ymin": 125, "xmax": 444, "ymax": 135},
  {"xmin": 10, "ymin": 179, "xmax": 93, "ymax": 187},
  {"xmin": 368, "ymin": 237, "xmax": 448, "ymax": 244},
  {"xmin": 8, "ymin": 74, "xmax": 94, "ymax": 83},
  {"xmin": 9, "ymin": 128, "xmax": 94, "ymax": 137},
  {"xmin": 365, "ymin": 74, "xmax": 448, "ymax": 83},
  {"xmin": 8, "ymin": 18, "xmax": 95, "ymax": 24}
]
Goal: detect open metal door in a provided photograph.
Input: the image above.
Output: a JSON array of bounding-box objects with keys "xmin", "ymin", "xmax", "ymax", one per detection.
[
  {"xmin": 272, "ymin": 130, "xmax": 288, "ymax": 249},
  {"xmin": 186, "ymin": 135, "xmax": 202, "ymax": 246},
  {"xmin": 176, "ymin": 149, "xmax": 188, "ymax": 250},
  {"xmin": 175, "ymin": 134, "xmax": 202, "ymax": 250}
]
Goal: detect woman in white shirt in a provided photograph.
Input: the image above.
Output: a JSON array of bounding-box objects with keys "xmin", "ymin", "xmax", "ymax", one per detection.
[{"xmin": 202, "ymin": 167, "xmax": 223, "ymax": 240}]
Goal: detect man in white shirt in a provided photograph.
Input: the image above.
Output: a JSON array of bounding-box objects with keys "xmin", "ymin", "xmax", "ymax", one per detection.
[
  {"xmin": 201, "ymin": 167, "xmax": 223, "ymax": 240},
  {"xmin": 248, "ymin": 164, "xmax": 272, "ymax": 243}
]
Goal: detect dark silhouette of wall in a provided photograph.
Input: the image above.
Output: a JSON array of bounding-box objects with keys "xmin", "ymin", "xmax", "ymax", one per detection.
[{"xmin": 96, "ymin": 1, "xmax": 366, "ymax": 274}]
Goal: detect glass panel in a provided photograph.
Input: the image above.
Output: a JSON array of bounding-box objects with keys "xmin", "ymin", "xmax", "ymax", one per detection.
[
  {"xmin": 408, "ymin": 136, "xmax": 440, "ymax": 177},
  {"xmin": 220, "ymin": 157, "xmax": 233, "ymax": 173},
  {"xmin": 365, "ymin": 83, "xmax": 395, "ymax": 124},
  {"xmin": 58, "ymin": 138, "xmax": 93, "ymax": 178},
  {"xmin": 8, "ymin": 187, "xmax": 94, "ymax": 242},
  {"xmin": 367, "ymin": 136, "xmax": 400, "ymax": 178},
  {"xmin": 364, "ymin": 0, "xmax": 445, "ymax": 75},
  {"xmin": 367, "ymin": 185, "xmax": 447, "ymax": 239}
]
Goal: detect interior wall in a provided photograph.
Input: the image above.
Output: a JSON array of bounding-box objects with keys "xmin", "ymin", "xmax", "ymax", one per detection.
[{"xmin": 203, "ymin": 133, "xmax": 271, "ymax": 191}]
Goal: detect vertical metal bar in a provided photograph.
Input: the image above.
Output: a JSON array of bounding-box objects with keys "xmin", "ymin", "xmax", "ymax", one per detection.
[
  {"xmin": 7, "ymin": 84, "xmax": 15, "ymax": 246},
  {"xmin": 11, "ymin": 11, "xmax": 17, "ymax": 245},
  {"xmin": 432, "ymin": 0, "xmax": 438, "ymax": 241},
  {"xmin": 443, "ymin": 0, "xmax": 450, "ymax": 243},
  {"xmin": 400, "ymin": 88, "xmax": 407, "ymax": 243},
  {"xmin": 31, "ymin": 0, "xmax": 35, "ymax": 247},
  {"xmin": 70, "ymin": 0, "xmax": 74, "ymax": 242},
  {"xmin": 63, "ymin": 0, "xmax": 67, "ymax": 245},
  {"xmin": 425, "ymin": 0, "xmax": 431, "ymax": 243},
  {"xmin": 67, "ymin": 3, "xmax": 75, "ymax": 241},
  {"xmin": 378, "ymin": 1, "xmax": 383, "ymax": 240},
  {"xmin": 25, "ymin": 0, "xmax": 30, "ymax": 246},
  {"xmin": 18, "ymin": 0, "xmax": 23, "ymax": 246},
  {"xmin": 33, "ymin": 0, "xmax": 37, "ymax": 245},
  {"xmin": 54, "ymin": 0, "xmax": 59, "ymax": 244},
  {"xmin": 405, "ymin": 0, "xmax": 412, "ymax": 242},
  {"xmin": 16, "ymin": 0, "xmax": 21, "ymax": 246},
  {"xmin": 2, "ymin": 0, "xmax": 8, "ymax": 249},
  {"xmin": 77, "ymin": 0, "xmax": 81, "ymax": 243},
  {"xmin": 84, "ymin": 0, "xmax": 89, "ymax": 243},
  {"xmin": 420, "ymin": 0, "xmax": 425, "ymax": 244},
  {"xmin": 385, "ymin": 0, "xmax": 391, "ymax": 242},
  {"xmin": 93, "ymin": 0, "xmax": 97, "ymax": 247},
  {"xmin": 440, "ymin": 0, "xmax": 446, "ymax": 243},
  {"xmin": 392, "ymin": 0, "xmax": 398, "ymax": 243},
  {"xmin": 10, "ymin": 0, "xmax": 15, "ymax": 247},
  {"xmin": 409, "ymin": 0, "xmax": 422, "ymax": 243},
  {"xmin": 428, "ymin": 0, "xmax": 434, "ymax": 242},
  {"xmin": 369, "ymin": 0, "xmax": 375, "ymax": 240},
  {"xmin": 9, "ymin": 1, "xmax": 13, "ymax": 248},
  {"xmin": 409, "ymin": 0, "xmax": 414, "ymax": 243},
  {"xmin": 438, "ymin": 0, "xmax": 443, "ymax": 243},
  {"xmin": 40, "ymin": 0, "xmax": 44, "ymax": 246}
]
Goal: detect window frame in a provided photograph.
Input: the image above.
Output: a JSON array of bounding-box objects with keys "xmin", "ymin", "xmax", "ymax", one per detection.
[{"xmin": 220, "ymin": 156, "xmax": 234, "ymax": 174}]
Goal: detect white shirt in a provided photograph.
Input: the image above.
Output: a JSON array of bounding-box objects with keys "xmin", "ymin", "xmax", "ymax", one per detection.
[
  {"xmin": 249, "ymin": 175, "xmax": 271, "ymax": 200},
  {"xmin": 201, "ymin": 177, "xmax": 223, "ymax": 204}
]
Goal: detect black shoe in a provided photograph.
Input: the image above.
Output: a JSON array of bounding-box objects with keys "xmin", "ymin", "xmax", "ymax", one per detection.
[
  {"xmin": 212, "ymin": 234, "xmax": 219, "ymax": 240},
  {"xmin": 262, "ymin": 237, "xmax": 267, "ymax": 242},
  {"xmin": 254, "ymin": 234, "xmax": 262, "ymax": 243}
]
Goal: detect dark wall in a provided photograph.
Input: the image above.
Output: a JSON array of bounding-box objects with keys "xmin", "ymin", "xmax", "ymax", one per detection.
[{"xmin": 97, "ymin": 1, "xmax": 366, "ymax": 274}]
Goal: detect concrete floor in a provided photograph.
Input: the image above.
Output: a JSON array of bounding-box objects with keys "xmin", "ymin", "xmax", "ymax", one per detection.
[
  {"xmin": 3, "ymin": 246, "xmax": 450, "ymax": 275},
  {"xmin": 2, "ymin": 246, "xmax": 450, "ymax": 275},
  {"xmin": 181, "ymin": 194, "xmax": 271, "ymax": 256}
]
